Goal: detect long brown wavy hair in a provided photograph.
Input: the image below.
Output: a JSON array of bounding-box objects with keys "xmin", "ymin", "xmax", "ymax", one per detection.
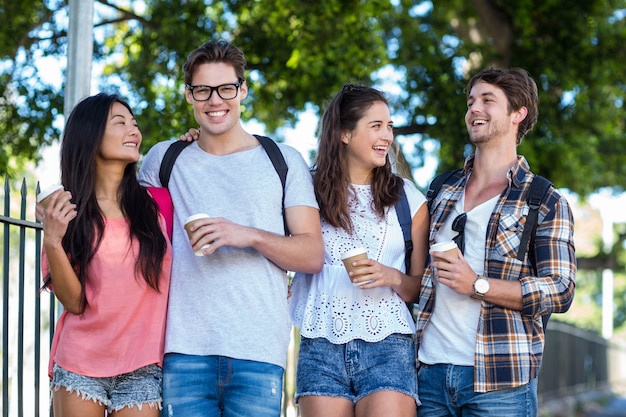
[{"xmin": 313, "ymin": 85, "xmax": 403, "ymax": 234}]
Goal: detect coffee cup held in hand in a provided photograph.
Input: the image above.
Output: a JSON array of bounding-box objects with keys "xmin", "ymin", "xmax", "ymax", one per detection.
[
  {"xmin": 341, "ymin": 247, "xmax": 370, "ymax": 286},
  {"xmin": 37, "ymin": 184, "xmax": 64, "ymax": 209},
  {"xmin": 184, "ymin": 213, "xmax": 212, "ymax": 256},
  {"xmin": 429, "ymin": 240, "xmax": 458, "ymax": 263}
]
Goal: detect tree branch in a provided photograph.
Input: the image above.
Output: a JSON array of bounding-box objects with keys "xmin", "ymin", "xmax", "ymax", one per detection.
[
  {"xmin": 393, "ymin": 123, "xmax": 428, "ymax": 136},
  {"xmin": 577, "ymin": 229, "xmax": 626, "ymax": 271},
  {"xmin": 96, "ymin": 0, "xmax": 157, "ymax": 30},
  {"xmin": 577, "ymin": 255, "xmax": 613, "ymax": 270},
  {"xmin": 469, "ymin": 0, "xmax": 514, "ymax": 66},
  {"xmin": 16, "ymin": 8, "xmax": 56, "ymax": 55}
]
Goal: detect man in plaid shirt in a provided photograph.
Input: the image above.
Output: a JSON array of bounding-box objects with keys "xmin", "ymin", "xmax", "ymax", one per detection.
[{"xmin": 416, "ymin": 67, "xmax": 576, "ymax": 417}]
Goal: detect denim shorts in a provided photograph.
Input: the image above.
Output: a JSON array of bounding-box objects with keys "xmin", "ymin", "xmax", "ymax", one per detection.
[
  {"xmin": 296, "ymin": 334, "xmax": 419, "ymax": 404},
  {"xmin": 51, "ymin": 363, "xmax": 162, "ymax": 413}
]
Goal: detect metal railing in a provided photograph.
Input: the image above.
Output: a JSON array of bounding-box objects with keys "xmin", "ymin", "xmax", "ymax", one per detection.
[
  {"xmin": 1, "ymin": 176, "xmax": 56, "ymax": 417},
  {"xmin": 539, "ymin": 320, "xmax": 626, "ymax": 401}
]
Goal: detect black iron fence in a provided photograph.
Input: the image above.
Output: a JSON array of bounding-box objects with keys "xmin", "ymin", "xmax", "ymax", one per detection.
[
  {"xmin": 2, "ymin": 175, "xmax": 625, "ymax": 416},
  {"xmin": 1, "ymin": 176, "xmax": 56, "ymax": 417}
]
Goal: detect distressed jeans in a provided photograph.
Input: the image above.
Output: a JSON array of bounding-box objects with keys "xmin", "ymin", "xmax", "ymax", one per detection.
[
  {"xmin": 417, "ymin": 363, "xmax": 538, "ymax": 417},
  {"xmin": 162, "ymin": 353, "xmax": 284, "ymax": 417}
]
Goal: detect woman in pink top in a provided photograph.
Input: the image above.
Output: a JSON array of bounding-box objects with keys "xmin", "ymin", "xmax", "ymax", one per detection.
[{"xmin": 37, "ymin": 93, "xmax": 172, "ymax": 417}]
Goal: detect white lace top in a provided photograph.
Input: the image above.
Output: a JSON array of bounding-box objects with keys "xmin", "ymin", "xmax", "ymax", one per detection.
[{"xmin": 290, "ymin": 180, "xmax": 426, "ymax": 343}]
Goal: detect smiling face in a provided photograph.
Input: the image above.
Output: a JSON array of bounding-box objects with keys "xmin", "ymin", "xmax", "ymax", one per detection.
[
  {"xmin": 96, "ymin": 101, "xmax": 142, "ymax": 165},
  {"xmin": 341, "ymin": 100, "xmax": 393, "ymax": 183},
  {"xmin": 185, "ymin": 62, "xmax": 248, "ymax": 139},
  {"xmin": 465, "ymin": 81, "xmax": 524, "ymax": 146}
]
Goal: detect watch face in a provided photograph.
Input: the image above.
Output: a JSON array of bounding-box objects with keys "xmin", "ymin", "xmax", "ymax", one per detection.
[{"xmin": 475, "ymin": 278, "xmax": 489, "ymax": 294}]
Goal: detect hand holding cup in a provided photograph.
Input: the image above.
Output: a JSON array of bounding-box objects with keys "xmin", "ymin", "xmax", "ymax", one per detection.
[
  {"xmin": 36, "ymin": 184, "xmax": 65, "ymax": 223},
  {"xmin": 341, "ymin": 247, "xmax": 371, "ymax": 286},
  {"xmin": 37, "ymin": 184, "xmax": 64, "ymax": 209},
  {"xmin": 36, "ymin": 184, "xmax": 77, "ymax": 242},
  {"xmin": 184, "ymin": 213, "xmax": 213, "ymax": 256},
  {"xmin": 429, "ymin": 240, "xmax": 458, "ymax": 263}
]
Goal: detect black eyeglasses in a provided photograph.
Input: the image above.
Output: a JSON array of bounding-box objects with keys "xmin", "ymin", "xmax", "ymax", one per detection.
[
  {"xmin": 452, "ymin": 213, "xmax": 467, "ymax": 254},
  {"xmin": 186, "ymin": 81, "xmax": 242, "ymax": 101}
]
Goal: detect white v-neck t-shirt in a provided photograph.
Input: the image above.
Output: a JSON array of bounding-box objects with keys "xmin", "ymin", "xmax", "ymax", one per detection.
[{"xmin": 419, "ymin": 193, "xmax": 498, "ymax": 365}]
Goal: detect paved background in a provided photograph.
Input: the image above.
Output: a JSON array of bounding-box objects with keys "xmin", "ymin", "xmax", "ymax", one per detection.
[
  {"xmin": 541, "ymin": 386, "xmax": 626, "ymax": 417},
  {"xmin": 582, "ymin": 393, "xmax": 626, "ymax": 417}
]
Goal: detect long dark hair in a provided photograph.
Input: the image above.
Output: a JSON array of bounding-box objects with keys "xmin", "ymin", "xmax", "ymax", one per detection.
[
  {"xmin": 313, "ymin": 84, "xmax": 402, "ymax": 233},
  {"xmin": 58, "ymin": 93, "xmax": 167, "ymax": 311}
]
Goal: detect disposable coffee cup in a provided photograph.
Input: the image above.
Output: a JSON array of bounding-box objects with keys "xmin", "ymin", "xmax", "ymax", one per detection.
[
  {"xmin": 341, "ymin": 247, "xmax": 370, "ymax": 286},
  {"xmin": 36, "ymin": 184, "xmax": 64, "ymax": 209},
  {"xmin": 184, "ymin": 213, "xmax": 212, "ymax": 256},
  {"xmin": 429, "ymin": 240, "xmax": 458, "ymax": 262}
]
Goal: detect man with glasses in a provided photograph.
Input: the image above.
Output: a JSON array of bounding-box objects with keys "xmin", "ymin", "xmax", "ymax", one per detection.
[
  {"xmin": 138, "ymin": 40, "xmax": 324, "ymax": 417},
  {"xmin": 415, "ymin": 67, "xmax": 576, "ymax": 416}
]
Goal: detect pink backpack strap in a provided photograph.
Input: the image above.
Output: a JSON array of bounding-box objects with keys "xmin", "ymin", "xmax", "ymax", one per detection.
[{"xmin": 146, "ymin": 187, "xmax": 173, "ymax": 240}]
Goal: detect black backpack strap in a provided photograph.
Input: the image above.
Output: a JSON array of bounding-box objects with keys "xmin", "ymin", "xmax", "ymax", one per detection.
[
  {"xmin": 394, "ymin": 184, "xmax": 413, "ymax": 273},
  {"xmin": 395, "ymin": 182, "xmax": 417, "ymax": 319},
  {"xmin": 426, "ymin": 169, "xmax": 463, "ymax": 213},
  {"xmin": 255, "ymin": 135, "xmax": 290, "ymax": 236},
  {"xmin": 516, "ymin": 175, "xmax": 552, "ymax": 262},
  {"xmin": 159, "ymin": 140, "xmax": 192, "ymax": 188},
  {"xmin": 158, "ymin": 135, "xmax": 290, "ymax": 235},
  {"xmin": 514, "ymin": 175, "xmax": 552, "ymax": 331}
]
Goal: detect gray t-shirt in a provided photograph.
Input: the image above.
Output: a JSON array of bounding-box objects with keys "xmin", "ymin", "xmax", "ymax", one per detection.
[{"xmin": 138, "ymin": 139, "xmax": 318, "ymax": 368}]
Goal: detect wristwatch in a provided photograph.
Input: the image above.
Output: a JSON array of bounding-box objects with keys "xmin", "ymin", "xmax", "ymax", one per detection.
[{"xmin": 471, "ymin": 275, "xmax": 490, "ymax": 300}]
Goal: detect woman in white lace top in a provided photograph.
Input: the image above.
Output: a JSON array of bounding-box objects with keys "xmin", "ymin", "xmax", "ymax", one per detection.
[{"xmin": 289, "ymin": 85, "xmax": 429, "ymax": 417}]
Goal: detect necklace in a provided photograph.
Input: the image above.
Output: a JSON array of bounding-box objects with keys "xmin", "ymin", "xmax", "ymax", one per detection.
[{"xmin": 347, "ymin": 186, "xmax": 389, "ymax": 262}]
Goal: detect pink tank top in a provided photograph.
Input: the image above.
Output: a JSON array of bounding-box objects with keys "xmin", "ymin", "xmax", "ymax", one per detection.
[{"xmin": 44, "ymin": 217, "xmax": 172, "ymax": 377}]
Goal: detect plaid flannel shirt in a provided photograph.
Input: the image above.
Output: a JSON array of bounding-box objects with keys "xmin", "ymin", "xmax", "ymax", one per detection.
[{"xmin": 416, "ymin": 155, "xmax": 576, "ymax": 392}]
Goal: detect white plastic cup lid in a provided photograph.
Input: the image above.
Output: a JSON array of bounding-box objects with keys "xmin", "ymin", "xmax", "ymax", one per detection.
[
  {"xmin": 429, "ymin": 240, "xmax": 457, "ymax": 253},
  {"xmin": 341, "ymin": 247, "xmax": 368, "ymax": 260},
  {"xmin": 184, "ymin": 213, "xmax": 210, "ymax": 225},
  {"xmin": 36, "ymin": 184, "xmax": 64, "ymax": 203}
]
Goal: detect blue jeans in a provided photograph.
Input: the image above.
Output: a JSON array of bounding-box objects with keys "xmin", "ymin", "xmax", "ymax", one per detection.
[
  {"xmin": 162, "ymin": 353, "xmax": 284, "ymax": 417},
  {"xmin": 417, "ymin": 363, "xmax": 538, "ymax": 417}
]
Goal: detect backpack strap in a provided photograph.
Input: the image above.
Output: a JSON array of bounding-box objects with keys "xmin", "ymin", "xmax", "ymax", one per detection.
[
  {"xmin": 394, "ymin": 183, "xmax": 413, "ymax": 273},
  {"xmin": 516, "ymin": 175, "xmax": 552, "ymax": 262},
  {"xmin": 255, "ymin": 135, "xmax": 289, "ymax": 235},
  {"xmin": 426, "ymin": 169, "xmax": 464, "ymax": 213},
  {"xmin": 159, "ymin": 140, "xmax": 192, "ymax": 188},
  {"xmin": 157, "ymin": 136, "xmax": 290, "ymax": 236},
  {"xmin": 515, "ymin": 175, "xmax": 552, "ymax": 331},
  {"xmin": 395, "ymin": 182, "xmax": 417, "ymax": 319}
]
